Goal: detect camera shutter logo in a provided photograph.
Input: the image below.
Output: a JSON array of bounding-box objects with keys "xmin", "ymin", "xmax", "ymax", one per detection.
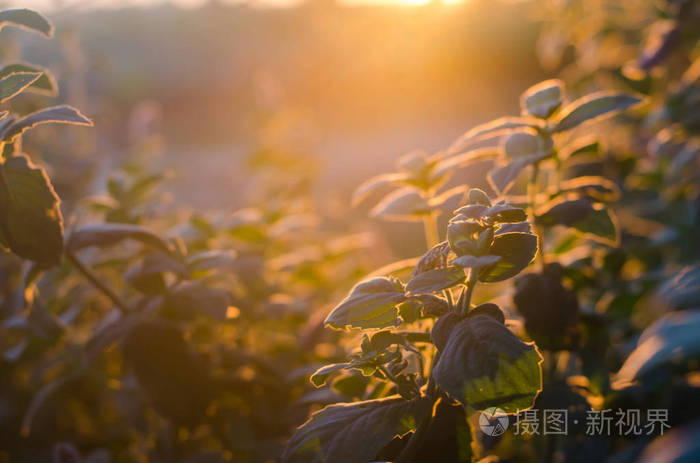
[{"xmin": 479, "ymin": 407, "xmax": 509, "ymax": 436}]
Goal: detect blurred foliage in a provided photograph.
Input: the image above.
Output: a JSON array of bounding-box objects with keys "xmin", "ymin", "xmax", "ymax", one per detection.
[{"xmin": 0, "ymin": 1, "xmax": 698, "ymax": 463}]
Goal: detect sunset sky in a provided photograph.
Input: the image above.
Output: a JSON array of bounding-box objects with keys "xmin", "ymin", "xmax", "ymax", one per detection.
[{"xmin": 6, "ymin": 0, "xmax": 464, "ymax": 9}]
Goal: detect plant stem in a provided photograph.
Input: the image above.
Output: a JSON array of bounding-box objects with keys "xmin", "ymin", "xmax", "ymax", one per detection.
[
  {"xmin": 460, "ymin": 271, "xmax": 478, "ymax": 317},
  {"xmin": 66, "ymin": 249, "xmax": 130, "ymax": 314},
  {"xmin": 528, "ymin": 163, "xmax": 546, "ymax": 270},
  {"xmin": 422, "ymin": 213, "xmax": 439, "ymax": 250}
]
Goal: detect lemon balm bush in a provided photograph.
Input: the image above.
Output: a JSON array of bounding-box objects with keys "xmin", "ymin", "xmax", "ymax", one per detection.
[{"xmin": 284, "ymin": 80, "xmax": 642, "ymax": 462}]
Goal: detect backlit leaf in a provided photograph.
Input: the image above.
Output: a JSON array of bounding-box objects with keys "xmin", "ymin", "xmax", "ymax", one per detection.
[
  {"xmin": 479, "ymin": 232, "xmax": 538, "ymax": 282},
  {"xmin": 615, "ymin": 311, "xmax": 700, "ymax": 386},
  {"xmin": 67, "ymin": 223, "xmax": 171, "ymax": 254},
  {"xmin": 406, "ymin": 266, "xmax": 465, "ymax": 295},
  {"xmin": 556, "ymin": 176, "xmax": 621, "ymax": 202},
  {"xmin": 324, "ymin": 277, "xmax": 406, "ymax": 330},
  {"xmin": 282, "ymin": 395, "xmax": 431, "ymax": 463},
  {"xmin": 488, "ymin": 153, "xmax": 548, "ymax": 195},
  {"xmin": 0, "ymin": 72, "xmax": 41, "ymax": 103},
  {"xmin": 0, "ymin": 154, "xmax": 63, "ymax": 265},
  {"xmin": 2, "ymin": 105, "xmax": 93, "ymax": 142},
  {"xmin": 352, "ymin": 173, "xmax": 408, "ymax": 206},
  {"xmin": 432, "ymin": 148, "xmax": 499, "ymax": 178},
  {"xmin": 371, "ymin": 187, "xmax": 430, "ymax": 222},
  {"xmin": 0, "ymin": 63, "xmax": 57, "ymax": 95},
  {"xmin": 433, "ymin": 314, "xmax": 542, "ymax": 412},
  {"xmin": 0, "ymin": 9, "xmax": 52, "ymax": 36},
  {"xmin": 520, "ymin": 79, "xmax": 564, "ymax": 118},
  {"xmin": 451, "ymin": 254, "xmax": 501, "ymax": 269},
  {"xmin": 537, "ymin": 198, "xmax": 618, "ymax": 245},
  {"xmin": 552, "ymin": 92, "xmax": 642, "ymax": 133},
  {"xmin": 448, "ymin": 117, "xmax": 543, "ymax": 153}
]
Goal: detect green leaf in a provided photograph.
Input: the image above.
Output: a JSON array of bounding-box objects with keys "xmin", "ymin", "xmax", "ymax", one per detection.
[
  {"xmin": 448, "ymin": 116, "xmax": 543, "ymax": 153},
  {"xmin": 556, "ymin": 176, "xmax": 621, "ymax": 202},
  {"xmin": 615, "ymin": 311, "xmax": 700, "ymax": 387},
  {"xmin": 67, "ymin": 223, "xmax": 172, "ymax": 254},
  {"xmin": 559, "ymin": 136, "xmax": 599, "ymax": 160},
  {"xmin": 324, "ymin": 277, "xmax": 406, "ymax": 330},
  {"xmin": 125, "ymin": 253, "xmax": 189, "ymax": 294},
  {"xmin": 352, "ymin": 173, "xmax": 408, "ymax": 206},
  {"xmin": 370, "ymin": 187, "xmax": 430, "ymax": 222},
  {"xmin": 0, "ymin": 63, "xmax": 56, "ymax": 95},
  {"xmin": 406, "ymin": 266, "xmax": 465, "ymax": 295},
  {"xmin": 282, "ymin": 395, "xmax": 432, "ymax": 463},
  {"xmin": 432, "ymin": 314, "xmax": 542, "ymax": 412},
  {"xmin": 656, "ymin": 265, "xmax": 700, "ymax": 310},
  {"xmin": 637, "ymin": 420, "xmax": 700, "ymax": 463},
  {"xmin": 520, "ymin": 79, "xmax": 564, "ymax": 118},
  {"xmin": 1, "ymin": 105, "xmax": 93, "ymax": 142},
  {"xmin": 0, "ymin": 72, "xmax": 41, "ymax": 103},
  {"xmin": 451, "ymin": 254, "xmax": 501, "ymax": 269},
  {"xmin": 186, "ymin": 249, "xmax": 238, "ymax": 273},
  {"xmin": 537, "ymin": 198, "xmax": 618, "ymax": 245},
  {"xmin": 311, "ymin": 363, "xmax": 357, "ymax": 387},
  {"xmin": 551, "ymin": 92, "xmax": 642, "ymax": 133},
  {"xmin": 482, "ymin": 202, "xmax": 528, "ymax": 223},
  {"xmin": 479, "ymin": 232, "xmax": 538, "ymax": 282},
  {"xmin": 488, "ymin": 153, "xmax": 548, "ymax": 195},
  {"xmin": 0, "ymin": 154, "xmax": 63, "ymax": 265},
  {"xmin": 432, "ymin": 148, "xmax": 499, "ymax": 178},
  {"xmin": 503, "ymin": 129, "xmax": 552, "ymax": 158},
  {"xmin": 0, "ymin": 9, "xmax": 52, "ymax": 36}
]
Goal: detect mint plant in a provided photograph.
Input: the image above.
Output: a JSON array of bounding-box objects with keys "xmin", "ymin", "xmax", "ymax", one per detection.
[
  {"xmin": 0, "ymin": 9, "xmax": 92, "ymax": 266},
  {"xmin": 285, "ymin": 80, "xmax": 642, "ymax": 462}
]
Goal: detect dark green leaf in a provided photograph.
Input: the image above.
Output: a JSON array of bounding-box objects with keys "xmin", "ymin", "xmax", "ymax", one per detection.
[
  {"xmin": 537, "ymin": 198, "xmax": 618, "ymax": 245},
  {"xmin": 453, "ymin": 204, "xmax": 488, "ymax": 220},
  {"xmin": 0, "ymin": 154, "xmax": 63, "ymax": 265},
  {"xmin": 67, "ymin": 223, "xmax": 171, "ymax": 254},
  {"xmin": 0, "ymin": 9, "xmax": 52, "ymax": 36},
  {"xmin": 282, "ymin": 395, "xmax": 431, "ymax": 463},
  {"xmin": 0, "ymin": 63, "xmax": 56, "ymax": 95},
  {"xmin": 0, "ymin": 72, "xmax": 41, "ymax": 103},
  {"xmin": 637, "ymin": 420, "xmax": 700, "ymax": 463},
  {"xmin": 560, "ymin": 137, "xmax": 599, "ymax": 160},
  {"xmin": 311, "ymin": 363, "xmax": 358, "ymax": 387},
  {"xmin": 552, "ymin": 92, "xmax": 642, "ymax": 133},
  {"xmin": 483, "ymin": 202, "xmax": 528, "ymax": 223},
  {"xmin": 479, "ymin": 232, "xmax": 538, "ymax": 282},
  {"xmin": 325, "ymin": 277, "xmax": 406, "ymax": 330},
  {"xmin": 615, "ymin": 310, "xmax": 700, "ymax": 386},
  {"xmin": 125, "ymin": 253, "xmax": 189, "ymax": 294},
  {"xmin": 520, "ymin": 79, "xmax": 564, "ymax": 118},
  {"xmin": 2, "ymin": 105, "xmax": 93, "ymax": 142},
  {"xmin": 466, "ymin": 302, "xmax": 505, "ymax": 324},
  {"xmin": 656, "ymin": 265, "xmax": 700, "ymax": 310},
  {"xmin": 433, "ymin": 315, "xmax": 542, "ymax": 412},
  {"xmin": 406, "ymin": 266, "xmax": 465, "ymax": 295}
]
